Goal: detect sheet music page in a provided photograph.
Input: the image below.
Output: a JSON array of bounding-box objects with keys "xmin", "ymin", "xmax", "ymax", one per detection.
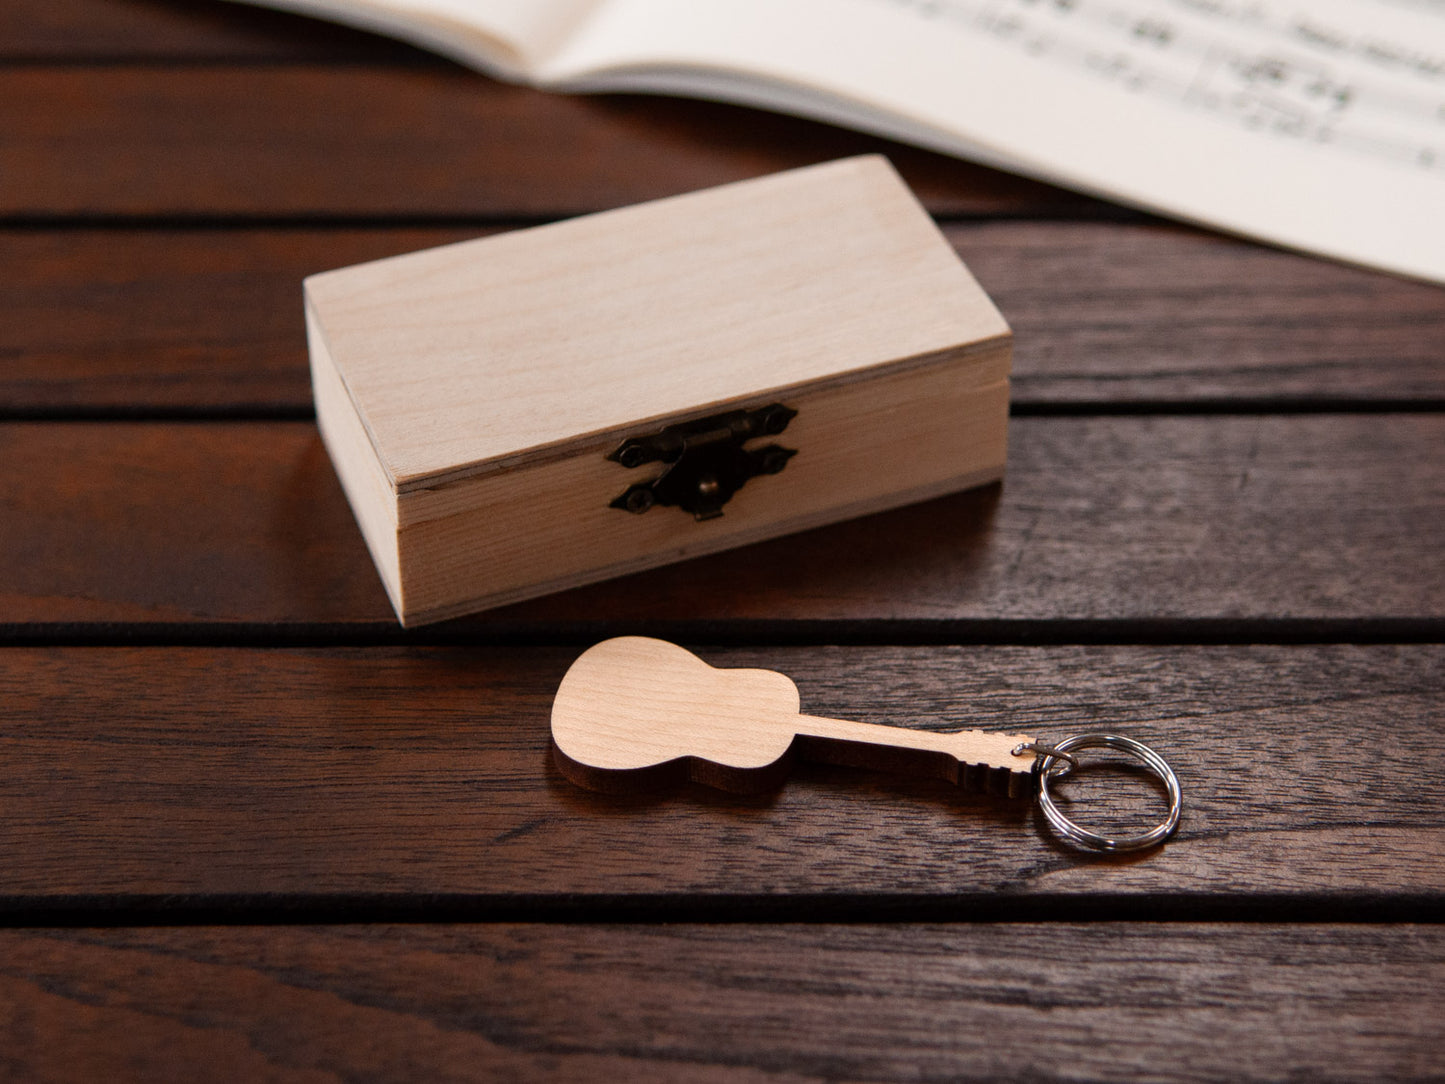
[{"xmin": 546, "ymin": 0, "xmax": 1445, "ymax": 283}]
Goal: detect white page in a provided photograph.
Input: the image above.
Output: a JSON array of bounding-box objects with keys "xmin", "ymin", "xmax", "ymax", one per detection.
[
  {"xmin": 223, "ymin": 0, "xmax": 601, "ymax": 76},
  {"xmin": 541, "ymin": 0, "xmax": 1445, "ymax": 284}
]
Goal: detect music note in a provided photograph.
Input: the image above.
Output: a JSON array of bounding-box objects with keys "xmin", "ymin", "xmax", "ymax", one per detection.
[{"xmin": 868, "ymin": 0, "xmax": 1445, "ymax": 181}]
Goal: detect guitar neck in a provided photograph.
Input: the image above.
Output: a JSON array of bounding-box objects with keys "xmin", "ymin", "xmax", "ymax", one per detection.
[{"xmin": 791, "ymin": 713, "xmax": 1035, "ymax": 782}]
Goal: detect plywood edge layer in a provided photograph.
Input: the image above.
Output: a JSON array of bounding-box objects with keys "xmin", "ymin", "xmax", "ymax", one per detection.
[
  {"xmin": 303, "ymin": 291, "xmax": 400, "ymax": 489},
  {"xmin": 398, "ymin": 462, "xmax": 1006, "ymax": 627},
  {"xmin": 307, "ymin": 306, "xmax": 405, "ymax": 620}
]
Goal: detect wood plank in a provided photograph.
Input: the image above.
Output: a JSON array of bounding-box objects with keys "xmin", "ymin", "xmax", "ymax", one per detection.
[
  {"xmin": 1, "ymin": 924, "xmax": 1440, "ymax": 1081},
  {"xmin": 4, "ymin": 224, "xmax": 1441, "ymax": 413},
  {"xmin": 965, "ymin": 223, "xmax": 1445, "ymax": 405},
  {"xmin": 0, "ymin": 644, "xmax": 1440, "ymax": 907},
  {"xmin": 0, "ymin": 228, "xmax": 453, "ymax": 413},
  {"xmin": 0, "ymin": 416, "xmax": 1440, "ymax": 630},
  {"xmin": 0, "ymin": 0, "xmax": 427, "ymax": 62},
  {"xmin": 0, "ymin": 68, "xmax": 1092, "ymax": 220}
]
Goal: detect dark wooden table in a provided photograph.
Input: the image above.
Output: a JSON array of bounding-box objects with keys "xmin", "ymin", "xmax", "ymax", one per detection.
[{"xmin": 3, "ymin": 2, "xmax": 1443, "ymax": 1078}]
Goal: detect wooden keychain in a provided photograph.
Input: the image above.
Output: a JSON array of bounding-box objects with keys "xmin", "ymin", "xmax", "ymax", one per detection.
[{"xmin": 550, "ymin": 636, "xmax": 1182, "ymax": 853}]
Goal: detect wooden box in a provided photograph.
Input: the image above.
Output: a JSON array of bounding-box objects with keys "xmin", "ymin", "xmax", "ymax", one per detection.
[{"xmin": 305, "ymin": 156, "xmax": 1011, "ymax": 626}]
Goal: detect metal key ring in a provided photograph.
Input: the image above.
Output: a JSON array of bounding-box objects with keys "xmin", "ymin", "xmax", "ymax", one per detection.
[{"xmin": 1035, "ymin": 734, "xmax": 1182, "ymax": 853}]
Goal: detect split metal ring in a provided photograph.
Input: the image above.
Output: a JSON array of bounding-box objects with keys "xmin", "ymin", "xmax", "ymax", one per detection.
[{"xmin": 1035, "ymin": 733, "xmax": 1182, "ymax": 853}]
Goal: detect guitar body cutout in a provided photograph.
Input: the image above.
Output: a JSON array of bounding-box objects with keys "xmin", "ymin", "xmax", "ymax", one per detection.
[{"xmin": 551, "ymin": 637, "xmax": 1037, "ymax": 797}]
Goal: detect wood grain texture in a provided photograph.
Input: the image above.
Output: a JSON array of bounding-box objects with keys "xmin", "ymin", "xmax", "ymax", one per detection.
[
  {"xmin": 307, "ymin": 156, "xmax": 1008, "ymax": 485},
  {"xmin": 0, "ymin": 68, "xmax": 1089, "ymax": 220},
  {"xmin": 964, "ymin": 222, "xmax": 1445, "ymax": 405},
  {"xmin": 0, "ymin": 0, "xmax": 429, "ymax": 61},
  {"xmin": 549, "ymin": 637, "xmax": 1035, "ymax": 795},
  {"xmin": 0, "ymin": 644, "xmax": 1439, "ymax": 906},
  {"xmin": 0, "ymin": 416, "xmax": 1439, "ymax": 629},
  {"xmin": 305, "ymin": 158, "xmax": 1016, "ymax": 624},
  {"xmin": 0, "ymin": 228, "xmax": 467, "ymax": 413},
  {"xmin": 350, "ymin": 375, "xmax": 1008, "ymax": 626},
  {"xmin": 1, "ymin": 923, "xmax": 1441, "ymax": 1082},
  {"xmin": 7, "ymin": 0, "xmax": 1438, "ymax": 1071},
  {"xmin": 5, "ymin": 223, "xmax": 1440, "ymax": 414}
]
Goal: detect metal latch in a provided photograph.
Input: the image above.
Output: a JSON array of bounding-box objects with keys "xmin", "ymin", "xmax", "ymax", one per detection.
[{"xmin": 608, "ymin": 403, "xmax": 797, "ymax": 521}]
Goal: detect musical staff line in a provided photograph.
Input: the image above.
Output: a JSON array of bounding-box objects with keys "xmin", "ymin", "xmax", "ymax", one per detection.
[{"xmin": 870, "ymin": 0, "xmax": 1445, "ymax": 174}]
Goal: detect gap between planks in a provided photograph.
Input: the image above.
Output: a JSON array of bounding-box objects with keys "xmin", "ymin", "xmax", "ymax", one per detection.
[
  {"xmin": 1, "ymin": 892, "xmax": 1442, "ymax": 928},
  {"xmin": 6, "ymin": 403, "xmax": 1445, "ymax": 425},
  {"xmin": 1, "ymin": 618, "xmax": 1443, "ymax": 649}
]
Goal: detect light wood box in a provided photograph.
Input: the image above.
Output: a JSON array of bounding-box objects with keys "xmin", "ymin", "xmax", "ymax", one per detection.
[{"xmin": 305, "ymin": 156, "xmax": 1011, "ymax": 626}]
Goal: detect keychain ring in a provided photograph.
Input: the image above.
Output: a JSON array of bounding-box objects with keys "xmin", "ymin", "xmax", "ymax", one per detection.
[{"xmin": 1036, "ymin": 734, "xmax": 1182, "ymax": 853}]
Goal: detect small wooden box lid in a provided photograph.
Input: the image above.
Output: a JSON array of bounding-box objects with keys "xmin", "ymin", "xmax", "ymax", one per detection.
[{"xmin": 304, "ymin": 155, "xmax": 1008, "ymax": 493}]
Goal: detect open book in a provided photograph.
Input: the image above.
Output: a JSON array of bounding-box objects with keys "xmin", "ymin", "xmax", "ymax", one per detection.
[{"xmin": 236, "ymin": 0, "xmax": 1445, "ymax": 285}]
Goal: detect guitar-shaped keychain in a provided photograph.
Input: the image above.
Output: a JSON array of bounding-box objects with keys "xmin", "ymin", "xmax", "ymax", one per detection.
[{"xmin": 551, "ymin": 637, "xmax": 1182, "ymax": 853}]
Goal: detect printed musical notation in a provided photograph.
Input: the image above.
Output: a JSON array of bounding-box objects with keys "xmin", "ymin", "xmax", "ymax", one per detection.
[{"xmin": 870, "ymin": 0, "xmax": 1445, "ymax": 174}]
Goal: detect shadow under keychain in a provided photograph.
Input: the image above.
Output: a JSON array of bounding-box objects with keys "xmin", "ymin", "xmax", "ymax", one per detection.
[{"xmin": 550, "ymin": 637, "xmax": 1182, "ymax": 854}]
